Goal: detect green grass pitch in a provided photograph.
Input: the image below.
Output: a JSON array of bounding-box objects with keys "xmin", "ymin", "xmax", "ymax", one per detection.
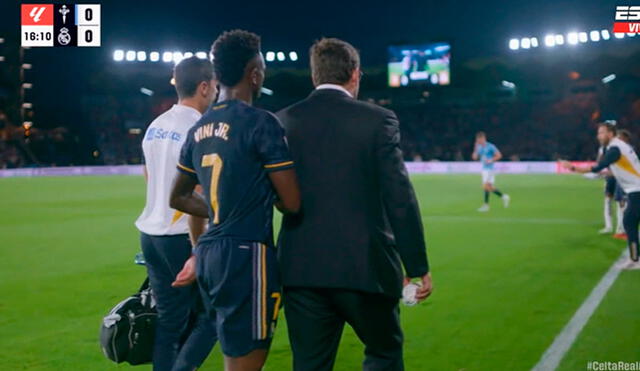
[{"xmin": 1, "ymin": 174, "xmax": 638, "ymax": 370}]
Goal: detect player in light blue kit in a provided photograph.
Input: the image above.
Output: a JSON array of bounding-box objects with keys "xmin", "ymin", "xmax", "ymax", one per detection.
[{"xmin": 472, "ymin": 132, "xmax": 510, "ymax": 212}]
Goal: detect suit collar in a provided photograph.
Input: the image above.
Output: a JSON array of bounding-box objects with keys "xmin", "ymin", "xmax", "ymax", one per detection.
[
  {"xmin": 315, "ymin": 84, "xmax": 353, "ymax": 98},
  {"xmin": 309, "ymin": 87, "xmax": 352, "ymax": 99}
]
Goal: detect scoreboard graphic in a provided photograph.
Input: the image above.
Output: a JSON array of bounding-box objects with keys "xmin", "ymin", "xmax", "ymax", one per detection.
[{"xmin": 21, "ymin": 4, "xmax": 101, "ymax": 47}]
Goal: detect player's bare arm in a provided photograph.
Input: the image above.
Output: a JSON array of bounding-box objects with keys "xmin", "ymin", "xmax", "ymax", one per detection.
[
  {"xmin": 169, "ymin": 172, "xmax": 209, "ymax": 218},
  {"xmin": 174, "ymin": 214, "xmax": 207, "ymax": 288},
  {"xmin": 268, "ymin": 168, "xmax": 301, "ymax": 214},
  {"xmin": 187, "ymin": 216, "xmax": 206, "ymax": 246},
  {"xmin": 172, "ymin": 181, "xmax": 207, "ymax": 288},
  {"xmin": 561, "ymin": 147, "xmax": 621, "ymax": 174},
  {"xmin": 489, "ymin": 150, "xmax": 502, "ymax": 164},
  {"xmin": 560, "ymin": 161, "xmax": 592, "ymax": 174},
  {"xmin": 187, "ymin": 185, "xmax": 207, "ymax": 246}
]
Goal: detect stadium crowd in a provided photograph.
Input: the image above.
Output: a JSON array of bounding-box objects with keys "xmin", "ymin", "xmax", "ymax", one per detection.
[
  {"xmin": 0, "ymin": 52, "xmax": 639, "ymax": 168},
  {"xmin": 0, "ymin": 107, "xmax": 79, "ymax": 168},
  {"xmin": 395, "ymin": 95, "xmax": 637, "ymax": 162}
]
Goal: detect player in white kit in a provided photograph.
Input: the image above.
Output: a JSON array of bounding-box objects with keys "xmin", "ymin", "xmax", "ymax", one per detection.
[
  {"xmin": 563, "ymin": 122, "xmax": 640, "ymax": 264},
  {"xmin": 135, "ymin": 57, "xmax": 218, "ymax": 370}
]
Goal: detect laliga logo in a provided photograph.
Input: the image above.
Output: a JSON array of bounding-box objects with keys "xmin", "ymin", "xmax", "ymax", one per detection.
[
  {"xmin": 614, "ymin": 6, "xmax": 640, "ymax": 33},
  {"xmin": 29, "ymin": 6, "xmax": 47, "ymax": 23}
]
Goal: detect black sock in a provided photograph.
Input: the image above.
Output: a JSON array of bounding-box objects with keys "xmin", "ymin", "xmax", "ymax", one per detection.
[
  {"xmin": 484, "ymin": 191, "xmax": 489, "ymax": 204},
  {"xmin": 493, "ymin": 189, "xmax": 503, "ymax": 197},
  {"xmin": 623, "ymin": 192, "xmax": 640, "ymax": 261}
]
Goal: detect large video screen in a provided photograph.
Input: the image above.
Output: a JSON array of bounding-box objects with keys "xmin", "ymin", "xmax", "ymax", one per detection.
[{"xmin": 388, "ymin": 42, "xmax": 451, "ymax": 87}]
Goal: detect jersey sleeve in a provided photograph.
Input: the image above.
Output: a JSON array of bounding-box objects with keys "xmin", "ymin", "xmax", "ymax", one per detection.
[
  {"xmin": 253, "ymin": 112, "xmax": 294, "ymax": 172},
  {"xmin": 177, "ymin": 129, "xmax": 198, "ymax": 178},
  {"xmin": 591, "ymin": 146, "xmax": 621, "ymax": 173}
]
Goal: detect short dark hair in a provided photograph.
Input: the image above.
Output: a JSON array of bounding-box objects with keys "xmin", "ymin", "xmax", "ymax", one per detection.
[
  {"xmin": 173, "ymin": 56, "xmax": 213, "ymax": 99},
  {"xmin": 310, "ymin": 38, "xmax": 360, "ymax": 85},
  {"xmin": 476, "ymin": 131, "xmax": 486, "ymax": 138},
  {"xmin": 211, "ymin": 30, "xmax": 261, "ymax": 87},
  {"xmin": 618, "ymin": 129, "xmax": 632, "ymax": 142},
  {"xmin": 599, "ymin": 121, "xmax": 617, "ymax": 135}
]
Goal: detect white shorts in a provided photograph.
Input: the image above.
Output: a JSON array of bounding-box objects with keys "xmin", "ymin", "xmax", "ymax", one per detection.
[{"xmin": 481, "ymin": 170, "xmax": 495, "ymax": 185}]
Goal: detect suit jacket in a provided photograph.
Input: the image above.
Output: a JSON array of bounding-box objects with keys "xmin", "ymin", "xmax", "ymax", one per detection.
[{"xmin": 276, "ymin": 88, "xmax": 429, "ymax": 298}]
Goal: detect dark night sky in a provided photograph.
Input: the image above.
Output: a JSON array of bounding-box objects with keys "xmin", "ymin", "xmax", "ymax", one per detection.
[
  {"xmin": 96, "ymin": 0, "xmax": 620, "ymax": 61},
  {"xmin": 0, "ymin": 0, "xmax": 628, "ymax": 125},
  {"xmin": 1, "ymin": 0, "xmax": 623, "ymax": 65}
]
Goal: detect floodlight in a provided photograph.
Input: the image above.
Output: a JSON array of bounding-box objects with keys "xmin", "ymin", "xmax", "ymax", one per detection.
[
  {"xmin": 113, "ymin": 50, "xmax": 124, "ymax": 61},
  {"xmin": 545, "ymin": 35, "xmax": 556, "ymax": 47},
  {"xmin": 265, "ymin": 51, "xmax": 275, "ymax": 61}
]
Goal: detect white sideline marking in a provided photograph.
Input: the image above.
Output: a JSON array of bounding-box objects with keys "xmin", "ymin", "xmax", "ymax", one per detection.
[
  {"xmin": 424, "ymin": 215, "xmax": 599, "ymax": 226},
  {"xmin": 616, "ymin": 259, "xmax": 640, "ymax": 271},
  {"xmin": 531, "ymin": 249, "xmax": 628, "ymax": 371}
]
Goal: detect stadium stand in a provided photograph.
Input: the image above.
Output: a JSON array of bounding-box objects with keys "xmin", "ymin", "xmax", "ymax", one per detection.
[{"xmin": 0, "ymin": 49, "xmax": 639, "ymax": 167}]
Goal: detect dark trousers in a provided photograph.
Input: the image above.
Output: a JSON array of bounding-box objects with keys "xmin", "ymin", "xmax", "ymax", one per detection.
[
  {"xmin": 283, "ymin": 287, "xmax": 404, "ymax": 371},
  {"xmin": 140, "ymin": 233, "xmax": 217, "ymax": 371},
  {"xmin": 623, "ymin": 192, "xmax": 640, "ymax": 260}
]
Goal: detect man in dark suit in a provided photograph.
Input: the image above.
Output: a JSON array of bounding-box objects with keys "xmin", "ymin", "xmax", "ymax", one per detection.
[{"xmin": 276, "ymin": 38, "xmax": 433, "ymax": 371}]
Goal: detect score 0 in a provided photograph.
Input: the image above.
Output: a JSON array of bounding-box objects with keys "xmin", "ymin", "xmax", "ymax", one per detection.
[{"xmin": 76, "ymin": 4, "xmax": 100, "ymax": 47}]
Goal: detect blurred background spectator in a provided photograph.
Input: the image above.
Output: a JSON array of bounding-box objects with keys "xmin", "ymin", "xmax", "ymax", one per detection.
[{"xmin": 0, "ymin": 43, "xmax": 638, "ymax": 168}]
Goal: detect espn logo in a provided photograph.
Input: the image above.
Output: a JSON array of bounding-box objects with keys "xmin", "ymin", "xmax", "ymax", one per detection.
[
  {"xmin": 614, "ymin": 5, "xmax": 640, "ymax": 33},
  {"xmin": 616, "ymin": 6, "xmax": 640, "ymax": 20}
]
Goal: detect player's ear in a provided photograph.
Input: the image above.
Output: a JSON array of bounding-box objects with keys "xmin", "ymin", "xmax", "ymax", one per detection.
[
  {"xmin": 199, "ymin": 80, "xmax": 214, "ymax": 98},
  {"xmin": 197, "ymin": 81, "xmax": 206, "ymax": 98},
  {"xmin": 351, "ymin": 68, "xmax": 360, "ymax": 83},
  {"xmin": 250, "ymin": 67, "xmax": 260, "ymax": 86}
]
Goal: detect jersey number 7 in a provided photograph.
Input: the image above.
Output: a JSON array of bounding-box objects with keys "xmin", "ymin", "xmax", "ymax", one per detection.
[{"xmin": 201, "ymin": 153, "xmax": 223, "ymax": 224}]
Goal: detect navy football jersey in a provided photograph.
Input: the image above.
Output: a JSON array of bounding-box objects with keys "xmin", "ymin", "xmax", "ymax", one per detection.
[{"xmin": 177, "ymin": 100, "xmax": 294, "ymax": 244}]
